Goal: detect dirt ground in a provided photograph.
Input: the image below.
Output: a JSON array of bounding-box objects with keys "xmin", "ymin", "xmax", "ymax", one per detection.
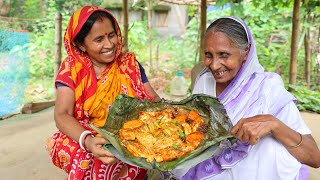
[{"xmin": 0, "ymin": 107, "xmax": 319, "ymax": 180}]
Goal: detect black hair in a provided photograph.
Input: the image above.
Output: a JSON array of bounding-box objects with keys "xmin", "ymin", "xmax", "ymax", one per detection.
[
  {"xmin": 74, "ymin": 11, "xmax": 117, "ymax": 45},
  {"xmin": 206, "ymin": 18, "xmax": 248, "ymax": 50}
]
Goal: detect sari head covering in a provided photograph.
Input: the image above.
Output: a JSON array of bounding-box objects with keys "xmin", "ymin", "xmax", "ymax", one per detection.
[
  {"xmin": 56, "ymin": 6, "xmax": 153, "ymax": 127},
  {"xmin": 170, "ymin": 17, "xmax": 308, "ymax": 179},
  {"xmin": 46, "ymin": 6, "xmax": 151, "ymax": 180},
  {"xmin": 193, "ymin": 17, "xmax": 264, "ymax": 104}
]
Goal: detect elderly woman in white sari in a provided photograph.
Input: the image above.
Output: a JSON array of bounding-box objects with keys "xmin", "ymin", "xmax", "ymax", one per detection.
[{"xmin": 168, "ymin": 17, "xmax": 320, "ymax": 180}]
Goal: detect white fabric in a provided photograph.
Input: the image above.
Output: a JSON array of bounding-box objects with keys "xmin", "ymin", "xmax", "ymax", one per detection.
[
  {"xmin": 189, "ymin": 16, "xmax": 311, "ymax": 180},
  {"xmin": 194, "ymin": 92, "xmax": 310, "ymax": 180}
]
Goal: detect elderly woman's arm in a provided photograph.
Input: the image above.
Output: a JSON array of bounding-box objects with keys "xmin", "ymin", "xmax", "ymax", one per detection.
[
  {"xmin": 272, "ymin": 120, "xmax": 320, "ymax": 168},
  {"xmin": 231, "ymin": 114, "xmax": 320, "ymax": 168}
]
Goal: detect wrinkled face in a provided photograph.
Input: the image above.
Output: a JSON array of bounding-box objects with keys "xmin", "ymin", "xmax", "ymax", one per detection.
[
  {"xmin": 79, "ymin": 17, "xmax": 118, "ymax": 65},
  {"xmin": 204, "ymin": 31, "xmax": 248, "ymax": 90}
]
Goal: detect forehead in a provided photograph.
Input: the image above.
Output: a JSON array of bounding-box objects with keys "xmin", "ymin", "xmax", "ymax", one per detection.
[
  {"xmin": 89, "ymin": 17, "xmax": 114, "ymax": 34},
  {"xmin": 204, "ymin": 31, "xmax": 236, "ymax": 50}
]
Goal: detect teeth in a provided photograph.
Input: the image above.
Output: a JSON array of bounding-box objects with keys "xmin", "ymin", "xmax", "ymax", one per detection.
[
  {"xmin": 103, "ymin": 50, "xmax": 113, "ymax": 55},
  {"xmin": 215, "ymin": 70, "xmax": 226, "ymax": 77}
]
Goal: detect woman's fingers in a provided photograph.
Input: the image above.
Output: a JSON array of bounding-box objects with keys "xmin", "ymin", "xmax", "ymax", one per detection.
[
  {"xmin": 86, "ymin": 136, "xmax": 117, "ymax": 164},
  {"xmin": 241, "ymin": 131, "xmax": 250, "ymax": 142},
  {"xmin": 98, "ymin": 156, "xmax": 118, "ymax": 164},
  {"xmin": 91, "ymin": 145, "xmax": 117, "ymax": 164},
  {"xmin": 86, "ymin": 136, "xmax": 108, "ymax": 152},
  {"xmin": 249, "ymin": 136, "xmax": 260, "ymax": 145},
  {"xmin": 231, "ymin": 118, "xmax": 261, "ymax": 144},
  {"xmin": 93, "ymin": 136, "xmax": 109, "ymax": 144},
  {"xmin": 96, "ymin": 147, "xmax": 113, "ymax": 157},
  {"xmin": 231, "ymin": 118, "xmax": 244, "ymax": 135}
]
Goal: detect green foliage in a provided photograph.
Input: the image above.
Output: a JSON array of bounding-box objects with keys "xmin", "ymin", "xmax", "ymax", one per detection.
[
  {"xmin": 3, "ymin": 0, "xmax": 319, "ymax": 108},
  {"xmin": 127, "ymin": 21, "xmax": 150, "ymax": 63},
  {"xmin": 127, "ymin": 21, "xmax": 196, "ymax": 76},
  {"xmin": 7, "ymin": 0, "xmax": 23, "ymax": 17},
  {"xmin": 157, "ymin": 36, "xmax": 195, "ymax": 71},
  {"xmin": 186, "ymin": 5, "xmax": 197, "ymax": 17},
  {"xmin": 239, "ymin": 1, "xmax": 293, "ymax": 77},
  {"xmin": 21, "ymin": 0, "xmax": 42, "ymax": 19},
  {"xmin": 28, "ymin": 0, "xmax": 66, "ymax": 80},
  {"xmin": 288, "ymin": 85, "xmax": 320, "ymax": 113}
]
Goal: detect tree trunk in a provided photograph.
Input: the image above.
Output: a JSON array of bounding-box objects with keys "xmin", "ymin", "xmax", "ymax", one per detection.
[
  {"xmin": 199, "ymin": 0, "xmax": 207, "ymax": 62},
  {"xmin": 0, "ymin": 0, "xmax": 10, "ymax": 16},
  {"xmin": 289, "ymin": 0, "xmax": 300, "ymax": 85},
  {"xmin": 304, "ymin": 10, "xmax": 311, "ymax": 88},
  {"xmin": 123, "ymin": 0, "xmax": 129, "ymax": 53},
  {"xmin": 54, "ymin": 12, "xmax": 62, "ymax": 80},
  {"xmin": 147, "ymin": 2, "xmax": 153, "ymax": 72},
  {"xmin": 39, "ymin": 0, "xmax": 45, "ymax": 16}
]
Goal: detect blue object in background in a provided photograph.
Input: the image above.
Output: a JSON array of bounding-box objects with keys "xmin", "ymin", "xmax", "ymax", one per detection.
[{"xmin": 0, "ymin": 30, "xmax": 30, "ymax": 116}]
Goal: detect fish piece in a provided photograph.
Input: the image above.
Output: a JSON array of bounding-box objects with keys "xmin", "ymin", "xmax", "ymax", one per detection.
[
  {"xmin": 122, "ymin": 119, "xmax": 143, "ymax": 129},
  {"xmin": 186, "ymin": 132, "xmax": 205, "ymax": 148},
  {"xmin": 119, "ymin": 129, "xmax": 136, "ymax": 140},
  {"xmin": 122, "ymin": 141, "xmax": 155, "ymax": 162}
]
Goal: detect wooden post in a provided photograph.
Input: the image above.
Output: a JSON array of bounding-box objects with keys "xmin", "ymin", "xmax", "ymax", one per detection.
[
  {"xmin": 289, "ymin": 0, "xmax": 300, "ymax": 85},
  {"xmin": 54, "ymin": 12, "xmax": 62, "ymax": 80},
  {"xmin": 147, "ymin": 1, "xmax": 153, "ymax": 72},
  {"xmin": 199, "ymin": 0, "xmax": 207, "ymax": 62},
  {"xmin": 123, "ymin": 0, "xmax": 129, "ymax": 53},
  {"xmin": 304, "ymin": 10, "xmax": 311, "ymax": 88}
]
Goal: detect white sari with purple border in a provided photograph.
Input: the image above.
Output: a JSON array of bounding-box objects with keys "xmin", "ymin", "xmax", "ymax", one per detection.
[{"xmin": 166, "ymin": 17, "xmax": 311, "ymax": 180}]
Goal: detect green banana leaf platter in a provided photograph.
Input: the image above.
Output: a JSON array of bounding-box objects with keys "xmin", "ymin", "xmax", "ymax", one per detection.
[{"xmin": 89, "ymin": 94, "xmax": 235, "ymax": 172}]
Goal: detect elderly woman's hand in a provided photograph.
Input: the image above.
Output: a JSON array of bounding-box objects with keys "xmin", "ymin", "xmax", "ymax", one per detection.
[
  {"xmin": 230, "ymin": 114, "xmax": 279, "ymax": 145},
  {"xmin": 85, "ymin": 136, "xmax": 118, "ymax": 164}
]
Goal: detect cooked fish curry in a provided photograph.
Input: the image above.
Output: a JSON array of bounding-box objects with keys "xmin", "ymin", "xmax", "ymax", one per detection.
[{"xmin": 119, "ymin": 106, "xmax": 208, "ymax": 163}]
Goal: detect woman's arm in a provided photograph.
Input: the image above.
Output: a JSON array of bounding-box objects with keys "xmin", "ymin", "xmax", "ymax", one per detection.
[
  {"xmin": 272, "ymin": 120, "xmax": 320, "ymax": 168},
  {"xmin": 54, "ymin": 86, "xmax": 117, "ymax": 164},
  {"xmin": 137, "ymin": 61, "xmax": 161, "ymax": 101},
  {"xmin": 144, "ymin": 82, "xmax": 161, "ymax": 101},
  {"xmin": 231, "ymin": 114, "xmax": 320, "ymax": 168},
  {"xmin": 54, "ymin": 86, "xmax": 85, "ymax": 141}
]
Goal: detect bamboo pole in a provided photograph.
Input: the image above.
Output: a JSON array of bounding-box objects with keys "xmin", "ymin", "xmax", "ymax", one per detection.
[
  {"xmin": 289, "ymin": 0, "xmax": 300, "ymax": 85},
  {"xmin": 304, "ymin": 10, "xmax": 311, "ymax": 88},
  {"xmin": 123, "ymin": 0, "xmax": 129, "ymax": 53},
  {"xmin": 54, "ymin": 12, "xmax": 62, "ymax": 80},
  {"xmin": 199, "ymin": 0, "xmax": 207, "ymax": 62},
  {"xmin": 147, "ymin": 1, "xmax": 153, "ymax": 71}
]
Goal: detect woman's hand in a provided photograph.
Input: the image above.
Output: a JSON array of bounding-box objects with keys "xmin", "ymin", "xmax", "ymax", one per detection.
[
  {"xmin": 231, "ymin": 114, "xmax": 320, "ymax": 167},
  {"xmin": 230, "ymin": 114, "xmax": 278, "ymax": 145},
  {"xmin": 85, "ymin": 136, "xmax": 118, "ymax": 164}
]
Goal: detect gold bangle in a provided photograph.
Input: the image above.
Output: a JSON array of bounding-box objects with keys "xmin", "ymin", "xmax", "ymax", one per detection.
[{"xmin": 287, "ymin": 133, "xmax": 303, "ymax": 148}]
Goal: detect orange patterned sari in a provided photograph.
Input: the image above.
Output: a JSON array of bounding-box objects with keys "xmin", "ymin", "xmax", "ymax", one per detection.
[{"xmin": 46, "ymin": 6, "xmax": 153, "ymax": 180}]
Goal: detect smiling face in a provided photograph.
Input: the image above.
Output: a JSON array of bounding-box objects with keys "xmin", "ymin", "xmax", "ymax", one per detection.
[
  {"xmin": 204, "ymin": 31, "xmax": 248, "ymax": 93},
  {"xmin": 79, "ymin": 17, "xmax": 118, "ymax": 66}
]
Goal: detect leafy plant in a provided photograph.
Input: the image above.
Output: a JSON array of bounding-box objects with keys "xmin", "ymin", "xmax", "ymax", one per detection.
[{"xmin": 288, "ymin": 84, "xmax": 320, "ymax": 113}]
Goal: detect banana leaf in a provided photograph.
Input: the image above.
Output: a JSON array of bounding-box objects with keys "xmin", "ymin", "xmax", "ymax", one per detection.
[{"xmin": 89, "ymin": 94, "xmax": 235, "ymax": 172}]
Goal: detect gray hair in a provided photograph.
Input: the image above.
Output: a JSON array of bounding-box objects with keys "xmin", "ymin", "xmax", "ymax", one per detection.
[{"xmin": 206, "ymin": 18, "xmax": 249, "ymax": 51}]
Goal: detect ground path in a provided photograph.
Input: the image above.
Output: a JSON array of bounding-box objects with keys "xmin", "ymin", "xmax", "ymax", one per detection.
[{"xmin": 0, "ymin": 107, "xmax": 319, "ymax": 180}]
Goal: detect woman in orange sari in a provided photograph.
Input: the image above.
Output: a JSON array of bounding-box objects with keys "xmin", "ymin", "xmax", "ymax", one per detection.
[{"xmin": 46, "ymin": 6, "xmax": 160, "ymax": 180}]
